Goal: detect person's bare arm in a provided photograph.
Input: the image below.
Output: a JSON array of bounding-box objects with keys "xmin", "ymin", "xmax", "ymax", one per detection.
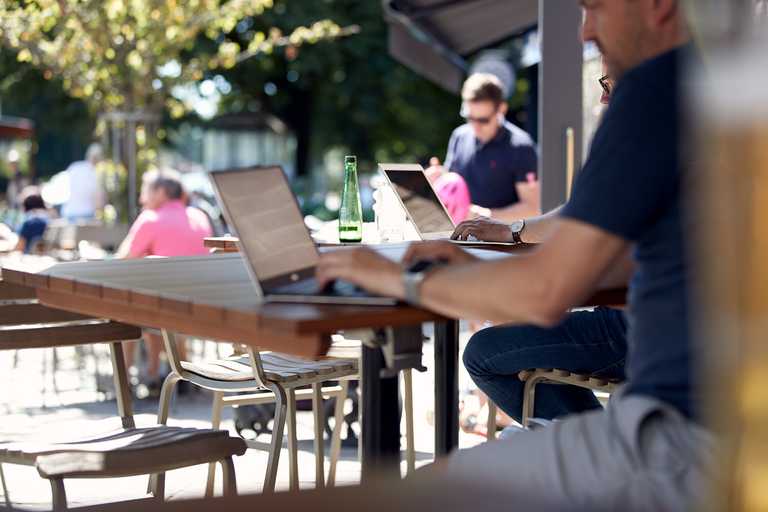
[
  {"xmin": 317, "ymin": 217, "xmax": 629, "ymax": 326},
  {"xmin": 470, "ymin": 181, "xmax": 541, "ymax": 222},
  {"xmin": 416, "ymin": 220, "xmax": 627, "ymax": 324}
]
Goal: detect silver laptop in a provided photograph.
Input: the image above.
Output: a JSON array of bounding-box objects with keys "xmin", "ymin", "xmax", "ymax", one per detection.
[
  {"xmin": 378, "ymin": 163, "xmax": 516, "ymax": 246},
  {"xmin": 210, "ymin": 166, "xmax": 396, "ymax": 305}
]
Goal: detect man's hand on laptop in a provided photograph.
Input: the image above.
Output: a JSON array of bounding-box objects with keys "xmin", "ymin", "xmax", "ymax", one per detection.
[
  {"xmin": 403, "ymin": 241, "xmax": 478, "ymax": 266},
  {"xmin": 451, "ymin": 217, "xmax": 513, "ymax": 243},
  {"xmin": 316, "ymin": 248, "xmax": 406, "ymax": 299}
]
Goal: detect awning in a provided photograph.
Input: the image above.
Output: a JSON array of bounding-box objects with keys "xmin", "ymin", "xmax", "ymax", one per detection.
[{"xmin": 384, "ymin": 0, "xmax": 538, "ymax": 92}]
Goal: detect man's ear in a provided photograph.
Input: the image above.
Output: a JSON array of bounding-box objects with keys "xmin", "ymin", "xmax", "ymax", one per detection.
[
  {"xmin": 649, "ymin": 0, "xmax": 678, "ymax": 28},
  {"xmin": 498, "ymin": 103, "xmax": 509, "ymax": 115}
]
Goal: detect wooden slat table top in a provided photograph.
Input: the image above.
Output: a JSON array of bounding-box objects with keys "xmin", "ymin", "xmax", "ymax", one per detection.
[
  {"xmin": 1, "ymin": 247, "xmax": 627, "ymax": 357},
  {"xmin": 204, "ymin": 236, "xmax": 537, "ymax": 254},
  {"xmin": 1, "ymin": 249, "xmax": 458, "ymax": 357}
]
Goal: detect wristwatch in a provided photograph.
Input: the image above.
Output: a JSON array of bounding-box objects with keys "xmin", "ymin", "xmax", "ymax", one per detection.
[
  {"xmin": 510, "ymin": 219, "xmax": 526, "ymax": 244},
  {"xmin": 402, "ymin": 269, "xmax": 428, "ymax": 306}
]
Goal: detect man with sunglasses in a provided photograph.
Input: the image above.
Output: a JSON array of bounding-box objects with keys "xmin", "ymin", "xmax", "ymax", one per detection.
[{"xmin": 426, "ymin": 73, "xmax": 540, "ymax": 222}]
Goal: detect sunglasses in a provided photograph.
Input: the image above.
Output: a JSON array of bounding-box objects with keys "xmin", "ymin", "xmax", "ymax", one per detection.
[
  {"xmin": 599, "ymin": 74, "xmax": 613, "ymax": 97},
  {"xmin": 463, "ymin": 115, "xmax": 494, "ymax": 125}
]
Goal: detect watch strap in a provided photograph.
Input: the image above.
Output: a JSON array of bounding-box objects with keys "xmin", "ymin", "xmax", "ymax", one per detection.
[
  {"xmin": 511, "ymin": 219, "xmax": 525, "ymax": 244},
  {"xmin": 402, "ymin": 271, "xmax": 426, "ymax": 306}
]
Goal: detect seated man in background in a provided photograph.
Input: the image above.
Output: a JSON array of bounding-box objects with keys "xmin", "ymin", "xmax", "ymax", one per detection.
[
  {"xmin": 317, "ymin": 0, "xmax": 711, "ymax": 507},
  {"xmin": 458, "ymin": 69, "xmax": 628, "ymax": 427},
  {"xmin": 118, "ymin": 170, "xmax": 213, "ymax": 392},
  {"xmin": 427, "ymin": 73, "xmax": 540, "ymax": 222},
  {"xmin": 15, "ymin": 188, "xmax": 50, "ymax": 254}
]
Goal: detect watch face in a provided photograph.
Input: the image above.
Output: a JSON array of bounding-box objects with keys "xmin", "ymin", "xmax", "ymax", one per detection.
[{"xmin": 511, "ymin": 220, "xmax": 525, "ymax": 234}]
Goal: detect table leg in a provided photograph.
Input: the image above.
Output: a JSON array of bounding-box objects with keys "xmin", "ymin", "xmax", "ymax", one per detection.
[
  {"xmin": 360, "ymin": 344, "xmax": 400, "ymax": 482},
  {"xmin": 434, "ymin": 319, "xmax": 459, "ymax": 457}
]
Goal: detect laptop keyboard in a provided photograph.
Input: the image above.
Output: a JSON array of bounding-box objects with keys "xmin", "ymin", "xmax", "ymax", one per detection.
[{"xmin": 271, "ymin": 278, "xmax": 368, "ymax": 297}]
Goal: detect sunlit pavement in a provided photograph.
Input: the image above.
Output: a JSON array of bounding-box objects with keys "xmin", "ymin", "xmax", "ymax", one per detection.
[{"xmin": 0, "ymin": 326, "xmax": 485, "ymax": 509}]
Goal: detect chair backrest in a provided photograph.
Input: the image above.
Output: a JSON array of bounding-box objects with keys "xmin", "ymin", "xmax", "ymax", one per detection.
[
  {"xmin": 0, "ymin": 281, "xmax": 142, "ymax": 350},
  {"xmin": 0, "ymin": 280, "xmax": 143, "ymax": 427}
]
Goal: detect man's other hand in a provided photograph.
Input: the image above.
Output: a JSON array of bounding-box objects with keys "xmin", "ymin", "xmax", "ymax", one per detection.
[
  {"xmin": 452, "ymin": 217, "xmax": 514, "ymax": 242},
  {"xmin": 403, "ymin": 241, "xmax": 478, "ymax": 267}
]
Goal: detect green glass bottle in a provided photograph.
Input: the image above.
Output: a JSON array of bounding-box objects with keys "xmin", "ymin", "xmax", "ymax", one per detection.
[{"xmin": 338, "ymin": 155, "xmax": 363, "ymax": 243}]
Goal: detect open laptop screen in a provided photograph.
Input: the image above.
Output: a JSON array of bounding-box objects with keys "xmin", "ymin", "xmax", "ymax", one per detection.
[
  {"xmin": 211, "ymin": 167, "xmax": 318, "ymax": 282},
  {"xmin": 383, "ymin": 168, "xmax": 455, "ymax": 235}
]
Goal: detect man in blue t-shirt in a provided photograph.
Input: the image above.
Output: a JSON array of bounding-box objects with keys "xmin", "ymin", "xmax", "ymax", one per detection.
[
  {"xmin": 427, "ymin": 73, "xmax": 540, "ymax": 222},
  {"xmin": 316, "ymin": 0, "xmax": 713, "ymax": 508}
]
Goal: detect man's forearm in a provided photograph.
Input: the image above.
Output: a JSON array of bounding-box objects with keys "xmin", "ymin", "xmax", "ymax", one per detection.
[
  {"xmin": 519, "ymin": 206, "xmax": 563, "ymax": 243},
  {"xmin": 418, "ymin": 256, "xmax": 559, "ymax": 325},
  {"xmin": 489, "ymin": 201, "xmax": 540, "ymax": 223}
]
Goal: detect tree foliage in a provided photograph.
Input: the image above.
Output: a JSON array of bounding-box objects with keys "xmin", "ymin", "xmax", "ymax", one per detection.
[
  {"xmin": 214, "ymin": 0, "xmax": 460, "ymax": 170},
  {"xmin": 0, "ymin": 0, "xmax": 349, "ymax": 116}
]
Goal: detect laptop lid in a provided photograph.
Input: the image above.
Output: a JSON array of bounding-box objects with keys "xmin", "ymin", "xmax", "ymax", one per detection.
[
  {"xmin": 378, "ymin": 163, "xmax": 456, "ymax": 239},
  {"xmin": 209, "ymin": 166, "xmax": 318, "ymax": 292}
]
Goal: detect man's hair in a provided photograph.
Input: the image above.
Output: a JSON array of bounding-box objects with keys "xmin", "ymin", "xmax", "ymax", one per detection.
[
  {"xmin": 85, "ymin": 143, "xmax": 103, "ymax": 163},
  {"xmin": 144, "ymin": 169, "xmax": 185, "ymax": 201},
  {"xmin": 461, "ymin": 73, "xmax": 505, "ymax": 106}
]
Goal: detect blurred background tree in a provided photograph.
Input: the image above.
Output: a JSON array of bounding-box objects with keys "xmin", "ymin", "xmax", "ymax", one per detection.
[
  {"xmin": 0, "ymin": 0, "xmax": 529, "ymax": 221},
  {"xmin": 0, "ymin": 0, "xmax": 350, "ymax": 219}
]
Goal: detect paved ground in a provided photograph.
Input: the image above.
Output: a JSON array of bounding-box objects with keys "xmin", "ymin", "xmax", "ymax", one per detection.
[{"xmin": 0, "ymin": 328, "xmax": 486, "ymax": 510}]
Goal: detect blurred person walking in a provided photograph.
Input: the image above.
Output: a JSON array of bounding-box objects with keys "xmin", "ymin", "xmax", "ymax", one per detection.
[{"xmin": 61, "ymin": 143, "xmax": 105, "ymax": 223}]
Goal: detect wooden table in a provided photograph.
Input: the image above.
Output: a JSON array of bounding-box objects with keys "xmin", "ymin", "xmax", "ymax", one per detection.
[
  {"xmin": 2, "ymin": 248, "xmax": 507, "ymax": 480},
  {"xmin": 3, "ymin": 247, "xmax": 627, "ymax": 481}
]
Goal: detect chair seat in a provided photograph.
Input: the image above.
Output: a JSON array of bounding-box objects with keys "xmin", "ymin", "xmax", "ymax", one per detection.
[
  {"xmin": 0, "ymin": 426, "xmax": 247, "ymax": 479},
  {"xmin": 181, "ymin": 352, "xmax": 358, "ymax": 383},
  {"xmin": 518, "ymin": 368, "xmax": 622, "ymax": 391}
]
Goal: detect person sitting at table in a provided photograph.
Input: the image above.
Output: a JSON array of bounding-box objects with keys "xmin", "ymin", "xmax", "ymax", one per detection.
[
  {"xmin": 15, "ymin": 187, "xmax": 50, "ymax": 254},
  {"xmin": 455, "ymin": 66, "xmax": 628, "ymax": 430},
  {"xmin": 425, "ymin": 73, "xmax": 540, "ymax": 222},
  {"xmin": 315, "ymin": 0, "xmax": 711, "ymax": 508},
  {"xmin": 117, "ymin": 169, "xmax": 213, "ymax": 393}
]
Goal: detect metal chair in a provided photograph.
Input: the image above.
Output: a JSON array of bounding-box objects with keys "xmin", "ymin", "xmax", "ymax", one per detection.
[
  {"xmin": 154, "ymin": 330, "xmax": 417, "ymax": 494},
  {"xmin": 485, "ymin": 369, "xmax": 622, "ymax": 437}
]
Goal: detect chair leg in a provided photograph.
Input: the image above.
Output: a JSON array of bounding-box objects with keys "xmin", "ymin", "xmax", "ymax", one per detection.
[
  {"xmin": 49, "ymin": 478, "xmax": 67, "ymax": 511},
  {"xmin": 264, "ymin": 385, "xmax": 288, "ymax": 493},
  {"xmin": 487, "ymin": 400, "xmax": 497, "ymax": 441},
  {"xmin": 327, "ymin": 380, "xmax": 348, "ymax": 487},
  {"xmin": 220, "ymin": 457, "xmax": 238, "ymax": 497},
  {"xmin": 403, "ymin": 369, "xmax": 416, "ymax": 475},
  {"xmin": 51, "ymin": 348, "xmax": 60, "ymax": 396},
  {"xmin": 157, "ymin": 372, "xmax": 182, "ymax": 425},
  {"xmin": 205, "ymin": 391, "xmax": 225, "ymax": 497},
  {"xmin": 521, "ymin": 377, "xmax": 539, "ymax": 428},
  {"xmin": 149, "ymin": 472, "xmax": 165, "ymax": 502},
  {"xmin": 286, "ymin": 388, "xmax": 299, "ymax": 492},
  {"xmin": 0, "ymin": 463, "xmax": 11, "ymax": 508},
  {"xmin": 148, "ymin": 372, "xmax": 181, "ymax": 495},
  {"xmin": 311, "ymin": 384, "xmax": 325, "ymax": 489}
]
